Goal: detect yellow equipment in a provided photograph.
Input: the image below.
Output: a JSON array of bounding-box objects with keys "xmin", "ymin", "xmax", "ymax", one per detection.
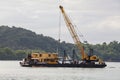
[
  {"xmin": 59, "ymin": 5, "xmax": 101, "ymax": 62},
  {"xmin": 30, "ymin": 53, "xmax": 58, "ymax": 64}
]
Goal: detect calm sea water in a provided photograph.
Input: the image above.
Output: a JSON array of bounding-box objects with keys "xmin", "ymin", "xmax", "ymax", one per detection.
[{"xmin": 0, "ymin": 61, "xmax": 120, "ymax": 80}]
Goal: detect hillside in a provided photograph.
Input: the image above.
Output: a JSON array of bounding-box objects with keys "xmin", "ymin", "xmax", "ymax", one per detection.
[
  {"xmin": 0, "ymin": 25, "xmax": 120, "ymax": 61},
  {"xmin": 0, "ymin": 25, "xmax": 73, "ymax": 52}
]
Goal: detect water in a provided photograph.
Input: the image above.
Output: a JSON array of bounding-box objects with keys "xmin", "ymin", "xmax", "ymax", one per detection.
[{"xmin": 0, "ymin": 61, "xmax": 120, "ymax": 80}]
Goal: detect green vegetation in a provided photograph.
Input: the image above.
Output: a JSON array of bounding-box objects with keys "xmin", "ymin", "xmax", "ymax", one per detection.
[
  {"xmin": 0, "ymin": 47, "xmax": 45, "ymax": 60},
  {"xmin": 84, "ymin": 41, "xmax": 120, "ymax": 62},
  {"xmin": 0, "ymin": 26, "xmax": 120, "ymax": 61}
]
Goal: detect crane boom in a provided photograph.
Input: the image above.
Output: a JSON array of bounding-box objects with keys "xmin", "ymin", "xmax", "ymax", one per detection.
[
  {"xmin": 59, "ymin": 5, "xmax": 87, "ymax": 60},
  {"xmin": 59, "ymin": 5, "xmax": 106, "ymax": 67}
]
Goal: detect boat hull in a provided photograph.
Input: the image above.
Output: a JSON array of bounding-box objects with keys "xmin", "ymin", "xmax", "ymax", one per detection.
[{"xmin": 20, "ymin": 62, "xmax": 106, "ymax": 68}]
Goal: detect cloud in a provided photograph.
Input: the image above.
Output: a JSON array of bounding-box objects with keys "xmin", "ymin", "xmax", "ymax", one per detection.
[
  {"xmin": 98, "ymin": 16, "xmax": 120, "ymax": 29},
  {"xmin": 0, "ymin": 0, "xmax": 120, "ymax": 44}
]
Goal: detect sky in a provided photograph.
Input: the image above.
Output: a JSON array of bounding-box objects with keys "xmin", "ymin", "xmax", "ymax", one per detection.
[{"xmin": 0, "ymin": 0, "xmax": 120, "ymax": 44}]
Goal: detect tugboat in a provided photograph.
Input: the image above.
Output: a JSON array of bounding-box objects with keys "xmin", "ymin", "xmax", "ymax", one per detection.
[{"xmin": 20, "ymin": 5, "xmax": 107, "ymax": 68}]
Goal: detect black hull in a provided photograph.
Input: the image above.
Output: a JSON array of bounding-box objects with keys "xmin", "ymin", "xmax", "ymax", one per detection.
[{"xmin": 20, "ymin": 63, "xmax": 106, "ymax": 68}]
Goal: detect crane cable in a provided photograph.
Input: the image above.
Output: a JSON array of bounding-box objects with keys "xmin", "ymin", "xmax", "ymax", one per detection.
[
  {"xmin": 58, "ymin": 0, "xmax": 62, "ymax": 43},
  {"xmin": 67, "ymin": 14, "xmax": 88, "ymax": 44},
  {"xmin": 57, "ymin": 0, "xmax": 62, "ymax": 54},
  {"xmin": 74, "ymin": 25, "xmax": 88, "ymax": 44},
  {"xmin": 58, "ymin": 10, "xmax": 61, "ymax": 43}
]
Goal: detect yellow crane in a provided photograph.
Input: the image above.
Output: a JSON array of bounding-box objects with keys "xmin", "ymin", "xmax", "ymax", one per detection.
[{"xmin": 59, "ymin": 5, "xmax": 104, "ymax": 63}]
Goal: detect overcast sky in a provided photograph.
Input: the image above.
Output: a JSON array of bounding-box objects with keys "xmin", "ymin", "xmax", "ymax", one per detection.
[{"xmin": 0, "ymin": 0, "xmax": 120, "ymax": 44}]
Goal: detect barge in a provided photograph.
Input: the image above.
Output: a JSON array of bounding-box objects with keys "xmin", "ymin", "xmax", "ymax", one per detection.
[
  {"xmin": 20, "ymin": 5, "xmax": 107, "ymax": 68},
  {"xmin": 20, "ymin": 52, "xmax": 106, "ymax": 68}
]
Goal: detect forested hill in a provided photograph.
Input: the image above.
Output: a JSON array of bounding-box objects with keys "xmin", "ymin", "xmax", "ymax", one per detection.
[
  {"xmin": 0, "ymin": 25, "xmax": 64, "ymax": 52},
  {"xmin": 0, "ymin": 25, "xmax": 120, "ymax": 61}
]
